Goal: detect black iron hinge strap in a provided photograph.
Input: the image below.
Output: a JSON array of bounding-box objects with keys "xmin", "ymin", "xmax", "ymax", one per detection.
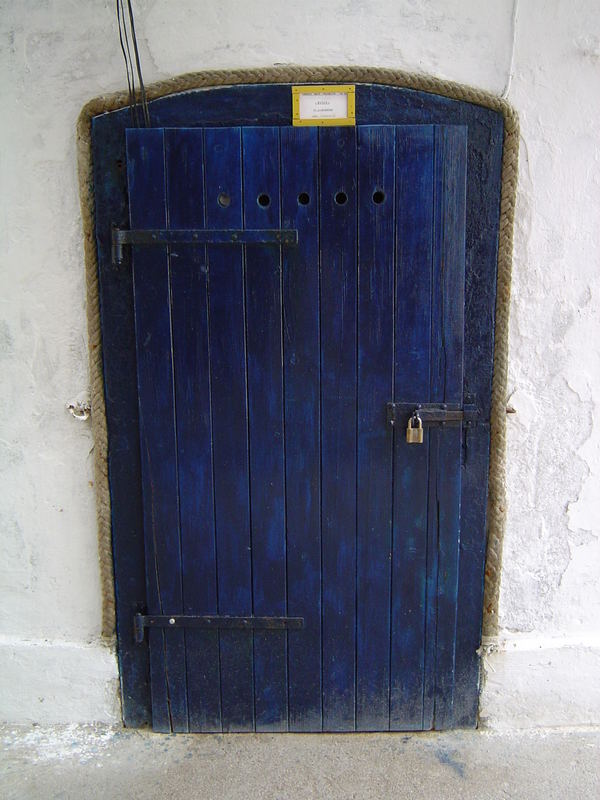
[
  {"xmin": 134, "ymin": 613, "xmax": 304, "ymax": 644},
  {"xmin": 112, "ymin": 227, "xmax": 298, "ymax": 265}
]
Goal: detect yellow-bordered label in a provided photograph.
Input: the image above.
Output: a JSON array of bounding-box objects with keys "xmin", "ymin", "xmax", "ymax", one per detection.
[{"xmin": 292, "ymin": 85, "xmax": 356, "ymax": 127}]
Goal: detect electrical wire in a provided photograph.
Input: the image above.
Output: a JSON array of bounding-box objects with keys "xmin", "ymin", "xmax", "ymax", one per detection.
[
  {"xmin": 117, "ymin": 0, "xmax": 138, "ymax": 126},
  {"xmin": 116, "ymin": 0, "xmax": 150, "ymax": 127},
  {"xmin": 126, "ymin": 0, "xmax": 151, "ymax": 127}
]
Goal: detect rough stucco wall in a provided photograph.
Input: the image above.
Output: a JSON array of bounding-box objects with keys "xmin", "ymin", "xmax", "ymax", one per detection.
[
  {"xmin": 501, "ymin": 0, "xmax": 600, "ymax": 636},
  {"xmin": 0, "ymin": 0, "xmax": 598, "ymax": 726},
  {"xmin": 480, "ymin": 0, "xmax": 600, "ymax": 728}
]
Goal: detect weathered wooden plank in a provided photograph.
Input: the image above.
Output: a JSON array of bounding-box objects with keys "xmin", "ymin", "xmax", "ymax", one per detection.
[
  {"xmin": 165, "ymin": 128, "xmax": 221, "ymax": 732},
  {"xmin": 431, "ymin": 425, "xmax": 462, "ymax": 730},
  {"xmin": 127, "ymin": 128, "xmax": 188, "ymax": 733},
  {"xmin": 204, "ymin": 127, "xmax": 254, "ymax": 732},
  {"xmin": 280, "ymin": 126, "xmax": 322, "ymax": 731},
  {"xmin": 319, "ymin": 126, "xmax": 358, "ymax": 731},
  {"xmin": 93, "ymin": 113, "xmax": 153, "ymax": 727},
  {"xmin": 242, "ymin": 126, "xmax": 288, "ymax": 731},
  {"xmin": 430, "ymin": 125, "xmax": 467, "ymax": 730},
  {"xmin": 423, "ymin": 427, "xmax": 440, "ymax": 730},
  {"xmin": 356, "ymin": 125, "xmax": 395, "ymax": 731},
  {"xmin": 390, "ymin": 126, "xmax": 434, "ymax": 731},
  {"xmin": 453, "ymin": 423, "xmax": 490, "ymax": 725}
]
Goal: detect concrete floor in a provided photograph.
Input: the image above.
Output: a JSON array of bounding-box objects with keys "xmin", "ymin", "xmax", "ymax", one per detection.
[{"xmin": 1, "ymin": 724, "xmax": 599, "ymax": 800}]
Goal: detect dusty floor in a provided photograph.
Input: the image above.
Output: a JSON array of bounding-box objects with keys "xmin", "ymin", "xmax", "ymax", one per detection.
[{"xmin": 1, "ymin": 723, "xmax": 599, "ymax": 800}]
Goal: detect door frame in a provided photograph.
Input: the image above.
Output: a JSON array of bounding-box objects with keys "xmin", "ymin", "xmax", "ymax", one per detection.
[{"xmin": 84, "ymin": 75, "xmax": 511, "ymax": 729}]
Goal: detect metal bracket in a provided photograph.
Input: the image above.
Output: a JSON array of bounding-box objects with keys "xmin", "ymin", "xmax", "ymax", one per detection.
[
  {"xmin": 386, "ymin": 402, "xmax": 481, "ymax": 429},
  {"xmin": 112, "ymin": 227, "xmax": 299, "ymax": 266},
  {"xmin": 133, "ymin": 613, "xmax": 304, "ymax": 644}
]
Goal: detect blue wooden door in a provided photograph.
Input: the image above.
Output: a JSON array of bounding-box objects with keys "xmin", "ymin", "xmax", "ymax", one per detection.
[{"xmin": 126, "ymin": 123, "xmax": 467, "ymax": 733}]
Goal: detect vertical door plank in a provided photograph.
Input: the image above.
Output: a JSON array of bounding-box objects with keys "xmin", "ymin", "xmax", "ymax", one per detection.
[
  {"xmin": 165, "ymin": 128, "xmax": 221, "ymax": 732},
  {"xmin": 127, "ymin": 129, "xmax": 188, "ymax": 732},
  {"xmin": 453, "ymin": 423, "xmax": 490, "ymax": 725},
  {"xmin": 430, "ymin": 126, "xmax": 467, "ymax": 730},
  {"xmin": 390, "ymin": 126, "xmax": 434, "ymax": 730},
  {"xmin": 423, "ymin": 428, "xmax": 441, "ymax": 729},
  {"xmin": 204, "ymin": 127, "xmax": 254, "ymax": 732},
  {"xmin": 356, "ymin": 126, "xmax": 395, "ymax": 731},
  {"xmin": 281, "ymin": 127, "xmax": 322, "ymax": 731},
  {"xmin": 319, "ymin": 126, "xmax": 358, "ymax": 731},
  {"xmin": 242, "ymin": 127, "xmax": 288, "ymax": 731}
]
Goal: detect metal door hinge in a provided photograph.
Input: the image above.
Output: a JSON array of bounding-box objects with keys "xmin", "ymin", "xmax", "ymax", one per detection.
[
  {"xmin": 112, "ymin": 227, "xmax": 298, "ymax": 266},
  {"xmin": 133, "ymin": 613, "xmax": 304, "ymax": 644},
  {"xmin": 386, "ymin": 402, "xmax": 480, "ymax": 429}
]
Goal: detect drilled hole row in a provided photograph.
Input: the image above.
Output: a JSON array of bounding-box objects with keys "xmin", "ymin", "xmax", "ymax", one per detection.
[
  {"xmin": 217, "ymin": 191, "xmax": 386, "ymax": 209},
  {"xmin": 334, "ymin": 191, "xmax": 386, "ymax": 205}
]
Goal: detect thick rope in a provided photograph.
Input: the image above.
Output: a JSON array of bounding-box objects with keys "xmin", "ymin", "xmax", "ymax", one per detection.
[{"xmin": 76, "ymin": 66, "xmax": 518, "ymax": 640}]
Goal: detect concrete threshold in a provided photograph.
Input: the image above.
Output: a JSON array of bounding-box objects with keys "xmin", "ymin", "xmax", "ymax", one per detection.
[{"xmin": 1, "ymin": 723, "xmax": 599, "ymax": 800}]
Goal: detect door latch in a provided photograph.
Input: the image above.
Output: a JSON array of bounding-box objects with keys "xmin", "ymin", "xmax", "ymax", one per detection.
[{"xmin": 386, "ymin": 402, "xmax": 480, "ymax": 430}]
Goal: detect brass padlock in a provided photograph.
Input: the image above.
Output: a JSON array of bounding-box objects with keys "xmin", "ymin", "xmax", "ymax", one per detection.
[{"xmin": 406, "ymin": 412, "xmax": 424, "ymax": 444}]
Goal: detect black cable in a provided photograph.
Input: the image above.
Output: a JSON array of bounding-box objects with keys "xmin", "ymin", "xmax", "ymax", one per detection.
[
  {"xmin": 121, "ymin": 0, "xmax": 142, "ymax": 125},
  {"xmin": 126, "ymin": 0, "xmax": 151, "ymax": 127},
  {"xmin": 116, "ymin": 0, "xmax": 139, "ymax": 126},
  {"xmin": 116, "ymin": 0, "xmax": 150, "ymax": 127}
]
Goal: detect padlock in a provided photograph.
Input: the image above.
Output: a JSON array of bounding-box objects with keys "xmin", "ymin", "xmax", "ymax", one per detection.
[{"xmin": 406, "ymin": 412, "xmax": 424, "ymax": 444}]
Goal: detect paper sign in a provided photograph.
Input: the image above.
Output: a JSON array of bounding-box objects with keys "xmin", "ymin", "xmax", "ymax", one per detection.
[{"xmin": 292, "ymin": 85, "xmax": 356, "ymax": 127}]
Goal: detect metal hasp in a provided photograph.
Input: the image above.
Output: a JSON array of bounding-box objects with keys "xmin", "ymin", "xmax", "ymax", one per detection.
[
  {"xmin": 386, "ymin": 402, "xmax": 480, "ymax": 429},
  {"xmin": 133, "ymin": 613, "xmax": 305, "ymax": 644},
  {"xmin": 112, "ymin": 227, "xmax": 299, "ymax": 265}
]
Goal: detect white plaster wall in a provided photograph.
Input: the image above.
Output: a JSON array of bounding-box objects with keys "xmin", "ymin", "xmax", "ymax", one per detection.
[{"xmin": 0, "ymin": 0, "xmax": 598, "ymax": 727}]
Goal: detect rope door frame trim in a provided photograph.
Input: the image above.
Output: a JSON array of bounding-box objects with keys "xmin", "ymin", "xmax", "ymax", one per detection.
[{"xmin": 76, "ymin": 66, "xmax": 518, "ymax": 643}]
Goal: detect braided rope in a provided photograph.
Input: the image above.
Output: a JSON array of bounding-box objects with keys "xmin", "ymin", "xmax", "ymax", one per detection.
[{"xmin": 77, "ymin": 66, "xmax": 518, "ymax": 640}]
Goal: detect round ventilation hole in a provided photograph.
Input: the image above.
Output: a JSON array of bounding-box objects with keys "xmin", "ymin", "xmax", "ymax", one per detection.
[
  {"xmin": 217, "ymin": 192, "xmax": 231, "ymax": 208},
  {"xmin": 257, "ymin": 193, "xmax": 271, "ymax": 207},
  {"xmin": 298, "ymin": 192, "xmax": 310, "ymax": 206},
  {"xmin": 372, "ymin": 190, "xmax": 386, "ymax": 204},
  {"xmin": 335, "ymin": 191, "xmax": 348, "ymax": 205}
]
